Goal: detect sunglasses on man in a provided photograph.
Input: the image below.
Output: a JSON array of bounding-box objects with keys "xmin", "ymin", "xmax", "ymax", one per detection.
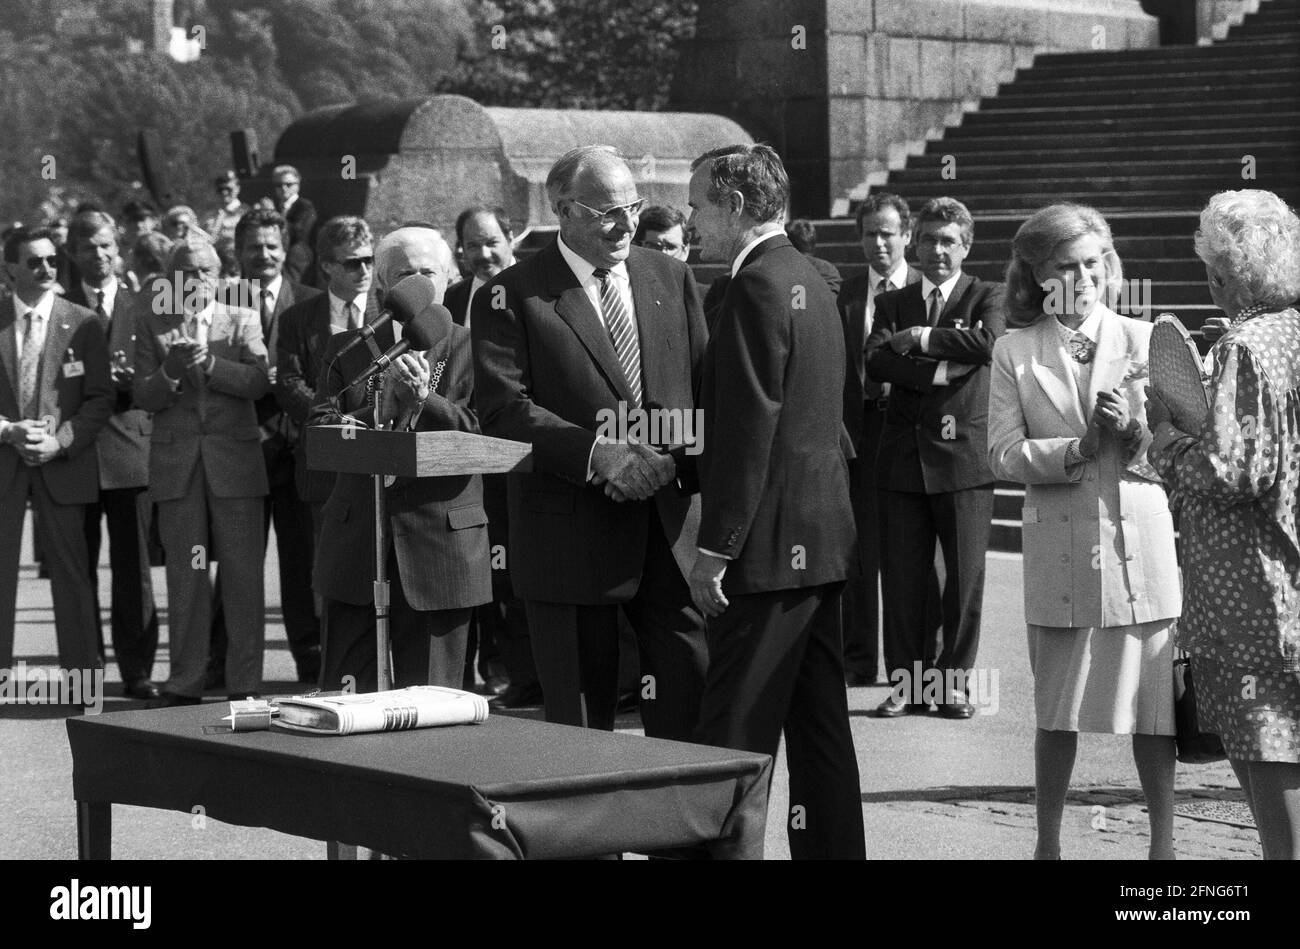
[{"xmin": 25, "ymin": 255, "xmax": 59, "ymax": 270}]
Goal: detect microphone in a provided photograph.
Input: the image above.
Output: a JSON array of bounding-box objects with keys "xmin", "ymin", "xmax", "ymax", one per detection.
[
  {"xmin": 333, "ymin": 274, "xmax": 437, "ymax": 361},
  {"xmin": 342, "ymin": 305, "xmax": 453, "ymax": 390}
]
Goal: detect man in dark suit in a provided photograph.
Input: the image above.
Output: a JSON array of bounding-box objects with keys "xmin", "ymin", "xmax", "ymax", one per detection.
[
  {"xmin": 276, "ymin": 216, "xmax": 380, "ymax": 547},
  {"xmin": 448, "ymin": 206, "xmax": 543, "ymax": 707},
  {"xmin": 865, "ymin": 197, "xmax": 1006, "ymax": 719},
  {"xmin": 311, "ymin": 226, "xmax": 491, "ymax": 693},
  {"xmin": 472, "ymin": 146, "xmax": 708, "ymax": 742},
  {"xmin": 837, "ymin": 193, "xmax": 940, "ymax": 688},
  {"xmin": 686, "ymin": 144, "xmax": 864, "ymax": 860},
  {"xmin": 134, "ymin": 240, "xmax": 270, "ymax": 705},
  {"xmin": 271, "ymin": 165, "xmax": 318, "ymax": 285},
  {"xmin": 66, "ymin": 211, "xmax": 160, "ymax": 700},
  {"xmin": 209, "ymin": 208, "xmax": 324, "ymax": 684},
  {"xmin": 0, "ymin": 227, "xmax": 113, "ymax": 678}
]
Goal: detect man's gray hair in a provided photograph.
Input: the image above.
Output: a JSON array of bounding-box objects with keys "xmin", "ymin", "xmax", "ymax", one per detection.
[
  {"xmin": 545, "ymin": 145, "xmax": 624, "ymax": 207},
  {"xmin": 689, "ymin": 143, "xmax": 789, "ymax": 225}
]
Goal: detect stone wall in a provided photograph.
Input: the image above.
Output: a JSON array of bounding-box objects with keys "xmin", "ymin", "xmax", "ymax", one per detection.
[
  {"xmin": 255, "ymin": 94, "xmax": 750, "ymax": 234},
  {"xmin": 673, "ymin": 0, "xmax": 1162, "ymax": 216}
]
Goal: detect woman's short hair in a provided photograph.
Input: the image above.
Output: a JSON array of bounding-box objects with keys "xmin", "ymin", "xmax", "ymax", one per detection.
[
  {"xmin": 1194, "ymin": 189, "xmax": 1300, "ymax": 311},
  {"xmin": 1004, "ymin": 203, "xmax": 1123, "ymax": 326}
]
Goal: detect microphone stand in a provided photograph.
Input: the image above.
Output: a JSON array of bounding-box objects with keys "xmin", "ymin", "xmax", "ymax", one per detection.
[{"xmin": 368, "ymin": 372, "xmax": 395, "ymax": 692}]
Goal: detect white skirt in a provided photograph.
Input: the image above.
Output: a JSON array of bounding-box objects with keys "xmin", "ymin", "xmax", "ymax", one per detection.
[{"xmin": 1027, "ymin": 619, "xmax": 1176, "ymax": 735}]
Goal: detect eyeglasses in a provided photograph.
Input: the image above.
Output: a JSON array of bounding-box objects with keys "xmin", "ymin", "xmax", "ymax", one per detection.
[
  {"xmin": 337, "ymin": 255, "xmax": 374, "ymax": 272},
  {"xmin": 274, "ymin": 181, "xmax": 299, "ymax": 190},
  {"xmin": 568, "ymin": 198, "xmax": 646, "ymax": 225},
  {"xmin": 640, "ymin": 239, "xmax": 683, "ymax": 254},
  {"xmin": 25, "ymin": 255, "xmax": 59, "ymax": 270}
]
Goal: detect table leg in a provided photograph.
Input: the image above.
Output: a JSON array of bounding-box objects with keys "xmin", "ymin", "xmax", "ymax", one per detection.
[{"xmin": 77, "ymin": 801, "xmax": 111, "ymax": 859}]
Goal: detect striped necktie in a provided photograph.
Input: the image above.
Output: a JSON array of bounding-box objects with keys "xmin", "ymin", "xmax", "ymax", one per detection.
[
  {"xmin": 19, "ymin": 312, "xmax": 44, "ymax": 419},
  {"xmin": 593, "ymin": 268, "xmax": 642, "ymax": 406},
  {"xmin": 928, "ymin": 287, "xmax": 944, "ymax": 326}
]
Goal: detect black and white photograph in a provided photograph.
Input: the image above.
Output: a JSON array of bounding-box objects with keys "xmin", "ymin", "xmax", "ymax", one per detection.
[{"xmin": 0, "ymin": 0, "xmax": 1296, "ymax": 920}]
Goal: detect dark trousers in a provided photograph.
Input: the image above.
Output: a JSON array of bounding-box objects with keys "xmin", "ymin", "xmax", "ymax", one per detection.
[
  {"xmin": 0, "ymin": 467, "xmax": 99, "ymax": 672},
  {"xmin": 694, "ymin": 581, "xmax": 865, "ymax": 860},
  {"xmin": 211, "ymin": 450, "xmax": 319, "ymax": 667},
  {"xmin": 524, "ymin": 508, "xmax": 706, "ymax": 742},
  {"xmin": 320, "ymin": 562, "xmax": 471, "ymax": 696},
  {"xmin": 879, "ymin": 486, "xmax": 993, "ymax": 684},
  {"xmin": 85, "ymin": 486, "xmax": 159, "ymax": 683}
]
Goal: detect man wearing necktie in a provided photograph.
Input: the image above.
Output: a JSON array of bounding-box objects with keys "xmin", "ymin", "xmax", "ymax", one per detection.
[
  {"xmin": 207, "ymin": 209, "xmax": 322, "ymax": 686},
  {"xmin": 65, "ymin": 211, "xmax": 160, "ymax": 700},
  {"xmin": 472, "ymin": 146, "xmax": 708, "ymax": 741},
  {"xmin": 275, "ymin": 217, "xmax": 379, "ymax": 579},
  {"xmin": 134, "ymin": 240, "xmax": 270, "ymax": 705},
  {"xmin": 864, "ymin": 197, "xmax": 1006, "ymax": 719},
  {"xmin": 0, "ymin": 227, "xmax": 113, "ymax": 681},
  {"xmin": 837, "ymin": 194, "xmax": 940, "ymax": 690}
]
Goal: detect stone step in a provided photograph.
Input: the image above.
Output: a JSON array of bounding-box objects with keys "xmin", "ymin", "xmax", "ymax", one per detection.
[
  {"xmin": 982, "ymin": 82, "xmax": 1297, "ymax": 110},
  {"xmin": 901, "ymin": 153, "xmax": 1297, "ymax": 177},
  {"xmin": 1003, "ymin": 66, "xmax": 1297, "ymax": 93},
  {"xmin": 940, "ymin": 123, "xmax": 1300, "ymax": 147},
  {"xmin": 887, "ymin": 174, "xmax": 1282, "ymax": 197},
  {"xmin": 957, "ymin": 107, "xmax": 1300, "ymax": 130},
  {"xmin": 1039, "ymin": 35, "xmax": 1298, "ymax": 66},
  {"xmin": 866, "ymin": 190, "xmax": 1300, "ymax": 214}
]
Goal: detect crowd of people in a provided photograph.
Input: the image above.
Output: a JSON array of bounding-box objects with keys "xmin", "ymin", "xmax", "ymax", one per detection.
[{"xmin": 1, "ymin": 143, "xmax": 1296, "ymax": 859}]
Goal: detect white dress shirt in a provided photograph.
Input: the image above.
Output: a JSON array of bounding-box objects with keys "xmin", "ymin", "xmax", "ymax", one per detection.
[
  {"xmin": 81, "ymin": 276, "xmax": 119, "ymax": 319},
  {"xmin": 918, "ymin": 270, "xmax": 965, "ymax": 386},
  {"xmin": 328, "ymin": 291, "xmax": 369, "ymax": 335},
  {"xmin": 13, "ymin": 290, "xmax": 55, "ymax": 354}
]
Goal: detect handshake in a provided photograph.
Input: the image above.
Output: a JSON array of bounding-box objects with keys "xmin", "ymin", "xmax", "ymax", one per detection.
[{"xmin": 591, "ymin": 440, "xmax": 676, "ymax": 502}]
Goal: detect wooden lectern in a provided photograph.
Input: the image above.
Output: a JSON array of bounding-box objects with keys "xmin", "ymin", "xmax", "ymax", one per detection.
[{"xmin": 307, "ymin": 425, "xmax": 532, "ymax": 690}]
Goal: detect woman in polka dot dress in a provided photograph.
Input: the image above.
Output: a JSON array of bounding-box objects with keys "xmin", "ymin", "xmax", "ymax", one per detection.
[{"xmin": 1147, "ymin": 189, "xmax": 1300, "ymax": 860}]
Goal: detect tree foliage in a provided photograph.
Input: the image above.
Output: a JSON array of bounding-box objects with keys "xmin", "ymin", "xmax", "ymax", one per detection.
[{"xmin": 0, "ymin": 0, "xmax": 698, "ymax": 225}]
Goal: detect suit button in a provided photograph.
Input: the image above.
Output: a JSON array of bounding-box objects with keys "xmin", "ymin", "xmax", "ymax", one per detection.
[
  {"xmin": 1125, "ymin": 555, "xmax": 1135, "ymax": 562},
  {"xmin": 1061, "ymin": 595, "xmax": 1070, "ymax": 603},
  {"xmin": 1129, "ymin": 593, "xmax": 1141, "ymax": 602}
]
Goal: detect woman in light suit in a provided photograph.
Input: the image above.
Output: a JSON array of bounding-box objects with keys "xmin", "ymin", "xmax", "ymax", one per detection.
[{"xmin": 988, "ymin": 204, "xmax": 1181, "ymax": 859}]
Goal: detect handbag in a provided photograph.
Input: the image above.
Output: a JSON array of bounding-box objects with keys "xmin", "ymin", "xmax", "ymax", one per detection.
[{"xmin": 1173, "ymin": 652, "xmax": 1227, "ymax": 764}]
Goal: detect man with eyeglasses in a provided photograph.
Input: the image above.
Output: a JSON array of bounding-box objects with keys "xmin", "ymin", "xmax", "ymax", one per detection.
[
  {"xmin": 134, "ymin": 240, "xmax": 270, "ymax": 706},
  {"xmin": 204, "ymin": 171, "xmax": 250, "ymax": 246},
  {"xmin": 276, "ymin": 216, "xmax": 379, "ymax": 561},
  {"xmin": 632, "ymin": 205, "xmax": 691, "ymax": 262},
  {"xmin": 270, "ymin": 165, "xmax": 318, "ymax": 285},
  {"xmin": 472, "ymin": 145, "xmax": 709, "ymax": 743},
  {"xmin": 310, "ymin": 225, "xmax": 491, "ymax": 694},
  {"xmin": 0, "ymin": 227, "xmax": 113, "ymax": 683}
]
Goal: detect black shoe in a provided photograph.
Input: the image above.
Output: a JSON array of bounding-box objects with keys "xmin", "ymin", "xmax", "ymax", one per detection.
[
  {"xmin": 492, "ymin": 681, "xmax": 544, "ymax": 708},
  {"xmin": 483, "ymin": 674, "xmax": 510, "ymax": 697},
  {"xmin": 845, "ymin": 670, "xmax": 878, "ymax": 687},
  {"xmin": 227, "ymin": 691, "xmax": 262, "ymax": 702},
  {"xmin": 939, "ymin": 697, "xmax": 976, "ymax": 720},
  {"xmin": 150, "ymin": 692, "xmax": 203, "ymax": 708},
  {"xmin": 875, "ymin": 695, "xmax": 923, "ymax": 718},
  {"xmin": 203, "ymin": 665, "xmax": 225, "ymax": 690},
  {"xmin": 294, "ymin": 647, "xmax": 321, "ymax": 685},
  {"xmin": 124, "ymin": 678, "xmax": 161, "ymax": 701}
]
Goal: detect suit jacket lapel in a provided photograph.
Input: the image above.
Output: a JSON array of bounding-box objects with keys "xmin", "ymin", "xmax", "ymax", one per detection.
[
  {"xmin": 0, "ymin": 294, "xmax": 19, "ymax": 406},
  {"xmin": 1030, "ymin": 317, "xmax": 1087, "ymax": 436},
  {"xmin": 1084, "ymin": 306, "xmax": 1131, "ymax": 415},
  {"xmin": 41, "ymin": 300, "xmax": 74, "ymax": 406},
  {"xmin": 543, "ymin": 242, "xmax": 636, "ymax": 406},
  {"xmin": 627, "ymin": 251, "xmax": 670, "ymax": 405},
  {"xmin": 940, "ymin": 274, "xmax": 975, "ymax": 325}
]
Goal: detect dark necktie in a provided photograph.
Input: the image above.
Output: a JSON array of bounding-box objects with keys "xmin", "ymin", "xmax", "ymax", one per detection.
[
  {"xmin": 261, "ymin": 288, "xmax": 276, "ymax": 354},
  {"xmin": 593, "ymin": 268, "xmax": 642, "ymax": 406},
  {"xmin": 96, "ymin": 289, "xmax": 111, "ymax": 338},
  {"xmin": 928, "ymin": 288, "xmax": 943, "ymax": 326}
]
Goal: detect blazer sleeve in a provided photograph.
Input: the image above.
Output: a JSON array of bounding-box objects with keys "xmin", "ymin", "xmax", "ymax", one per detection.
[
  {"xmin": 132, "ymin": 318, "xmax": 180, "ymax": 414},
  {"xmin": 54, "ymin": 317, "xmax": 113, "ymax": 457},
  {"xmin": 206, "ymin": 310, "xmax": 270, "ymax": 400},
  {"xmin": 986, "ymin": 335, "xmax": 1082, "ymax": 485},
  {"xmin": 470, "ymin": 277, "xmax": 600, "ymax": 485},
  {"xmin": 275, "ymin": 305, "xmax": 316, "ymax": 424},
  {"xmin": 864, "ymin": 293, "xmax": 938, "ymax": 394},
  {"xmin": 923, "ymin": 283, "xmax": 1007, "ymax": 363},
  {"xmin": 697, "ymin": 272, "xmax": 787, "ymax": 556}
]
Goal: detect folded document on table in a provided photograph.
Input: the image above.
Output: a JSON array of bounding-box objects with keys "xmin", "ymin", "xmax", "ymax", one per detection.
[{"xmin": 273, "ymin": 686, "xmax": 490, "ymax": 735}]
